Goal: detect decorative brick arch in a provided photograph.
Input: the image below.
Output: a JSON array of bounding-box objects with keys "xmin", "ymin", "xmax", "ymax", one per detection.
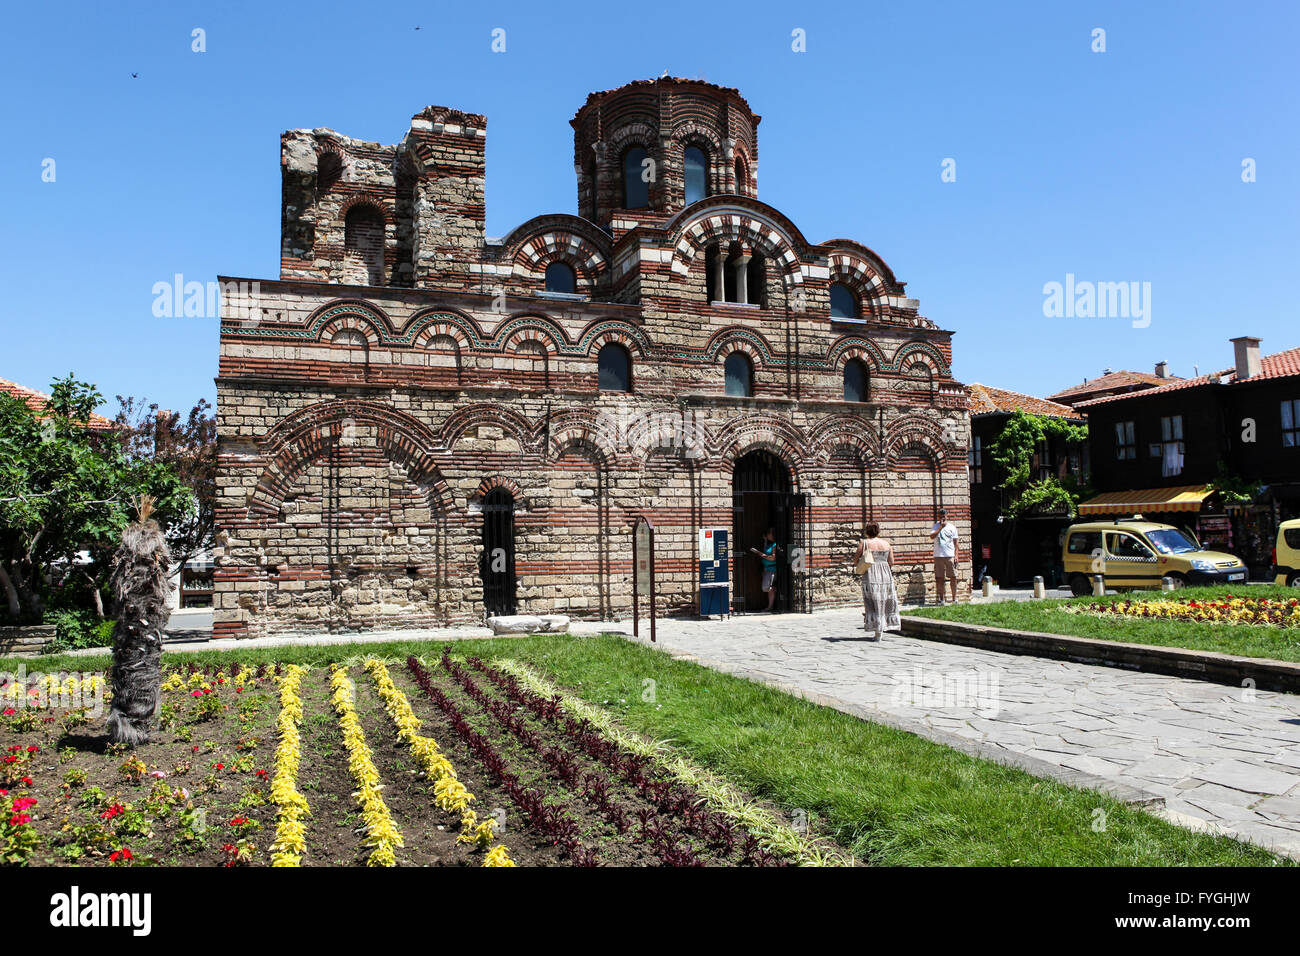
[
  {"xmin": 439, "ymin": 403, "xmax": 538, "ymax": 455},
  {"xmin": 892, "ymin": 340, "xmax": 949, "ymax": 377},
  {"xmin": 714, "ymin": 416, "xmax": 808, "ymax": 487},
  {"xmin": 884, "ymin": 415, "xmax": 948, "ymax": 465},
  {"xmin": 544, "ymin": 408, "xmax": 618, "ymax": 468},
  {"xmin": 827, "ymin": 251, "xmax": 890, "ymax": 319},
  {"xmin": 489, "ymin": 314, "xmax": 570, "ymax": 354},
  {"xmin": 305, "ymin": 300, "xmax": 396, "ymax": 343},
  {"xmin": 605, "ymin": 122, "xmax": 659, "ymax": 163},
  {"xmin": 807, "ymin": 414, "xmax": 884, "ymax": 464},
  {"xmin": 470, "ymin": 476, "xmax": 529, "ymax": 511},
  {"xmin": 669, "ymin": 209, "xmax": 804, "ymax": 295},
  {"xmin": 319, "ymin": 314, "xmax": 381, "ymax": 348},
  {"xmin": 496, "ymin": 317, "xmax": 564, "ymax": 358},
  {"xmin": 828, "ymin": 336, "xmax": 887, "ymax": 374},
  {"xmin": 703, "ymin": 326, "xmax": 775, "ymax": 366},
  {"xmin": 580, "ymin": 321, "xmax": 649, "ymax": 359},
  {"xmin": 406, "ymin": 309, "xmax": 486, "ymax": 350},
  {"xmin": 247, "ymin": 400, "xmax": 450, "ymax": 518},
  {"xmin": 337, "ymin": 193, "xmax": 392, "ymax": 224},
  {"xmin": 512, "ymin": 231, "xmax": 606, "ymax": 291}
]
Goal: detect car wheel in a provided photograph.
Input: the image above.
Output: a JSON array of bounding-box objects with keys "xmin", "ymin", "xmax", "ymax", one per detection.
[
  {"xmin": 1165, "ymin": 573, "xmax": 1187, "ymax": 590},
  {"xmin": 1069, "ymin": 574, "xmax": 1092, "ymax": 597},
  {"xmin": 1289, "ymin": 574, "xmax": 1300, "ymax": 588}
]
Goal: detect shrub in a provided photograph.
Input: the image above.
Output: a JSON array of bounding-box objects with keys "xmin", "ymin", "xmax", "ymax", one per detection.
[{"xmin": 42, "ymin": 610, "xmax": 116, "ymax": 655}]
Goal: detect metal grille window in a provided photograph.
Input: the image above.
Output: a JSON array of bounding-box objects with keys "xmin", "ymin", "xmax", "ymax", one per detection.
[
  {"xmin": 1160, "ymin": 415, "xmax": 1185, "ymax": 477},
  {"xmin": 1115, "ymin": 420, "xmax": 1136, "ymax": 460},
  {"xmin": 1283, "ymin": 399, "xmax": 1299, "ymax": 447}
]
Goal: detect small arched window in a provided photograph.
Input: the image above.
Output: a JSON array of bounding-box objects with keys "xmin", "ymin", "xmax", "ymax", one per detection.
[
  {"xmin": 844, "ymin": 359, "xmax": 869, "ymax": 403},
  {"xmin": 623, "ymin": 146, "xmax": 650, "ymax": 209},
  {"xmin": 830, "ymin": 283, "xmax": 859, "ymax": 320},
  {"xmin": 724, "ymin": 352, "xmax": 753, "ymax": 397},
  {"xmin": 545, "ymin": 262, "xmax": 576, "ymax": 294},
  {"xmin": 746, "ymin": 252, "xmax": 766, "ymax": 308},
  {"xmin": 734, "ymin": 156, "xmax": 747, "ymax": 195},
  {"xmin": 598, "ymin": 343, "xmax": 632, "ymax": 392},
  {"xmin": 684, "ymin": 146, "xmax": 708, "ymax": 205}
]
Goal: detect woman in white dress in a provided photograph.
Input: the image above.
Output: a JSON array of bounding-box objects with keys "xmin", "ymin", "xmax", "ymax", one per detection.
[{"xmin": 852, "ymin": 522, "xmax": 900, "ymax": 641}]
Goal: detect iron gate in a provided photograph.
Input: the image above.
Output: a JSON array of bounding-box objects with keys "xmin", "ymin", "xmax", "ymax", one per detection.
[{"xmin": 481, "ymin": 488, "xmax": 517, "ymax": 616}]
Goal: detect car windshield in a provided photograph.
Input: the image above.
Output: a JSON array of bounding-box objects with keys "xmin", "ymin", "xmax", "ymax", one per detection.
[{"xmin": 1145, "ymin": 529, "xmax": 1199, "ymax": 554}]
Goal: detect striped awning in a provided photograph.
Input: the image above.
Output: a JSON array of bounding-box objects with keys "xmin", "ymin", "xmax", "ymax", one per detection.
[{"xmin": 1077, "ymin": 485, "xmax": 1214, "ymax": 515}]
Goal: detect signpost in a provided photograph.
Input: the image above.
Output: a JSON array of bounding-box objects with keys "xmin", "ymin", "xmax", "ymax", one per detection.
[
  {"xmin": 698, "ymin": 526, "xmax": 729, "ymax": 618},
  {"xmin": 632, "ymin": 516, "xmax": 656, "ymax": 642}
]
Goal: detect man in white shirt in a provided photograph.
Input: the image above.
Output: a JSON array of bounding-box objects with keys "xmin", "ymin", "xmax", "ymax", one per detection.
[{"xmin": 929, "ymin": 508, "xmax": 960, "ymax": 604}]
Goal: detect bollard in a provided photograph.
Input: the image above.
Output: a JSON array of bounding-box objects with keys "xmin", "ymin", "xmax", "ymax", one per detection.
[
  {"xmin": 1161, "ymin": 576, "xmax": 1175, "ymax": 592},
  {"xmin": 1033, "ymin": 575, "xmax": 1046, "ymax": 599},
  {"xmin": 1092, "ymin": 574, "xmax": 1106, "ymax": 597},
  {"xmin": 981, "ymin": 576, "xmax": 993, "ymax": 598}
]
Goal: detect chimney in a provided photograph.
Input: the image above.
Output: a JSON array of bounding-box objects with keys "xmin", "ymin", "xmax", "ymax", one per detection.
[
  {"xmin": 1230, "ymin": 336, "xmax": 1262, "ymax": 381},
  {"xmin": 1154, "ymin": 360, "xmax": 1169, "ymax": 379}
]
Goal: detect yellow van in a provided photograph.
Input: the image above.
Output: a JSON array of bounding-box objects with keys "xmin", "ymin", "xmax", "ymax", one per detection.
[
  {"xmin": 1273, "ymin": 518, "xmax": 1300, "ymax": 587},
  {"xmin": 1062, "ymin": 518, "xmax": 1248, "ymax": 596}
]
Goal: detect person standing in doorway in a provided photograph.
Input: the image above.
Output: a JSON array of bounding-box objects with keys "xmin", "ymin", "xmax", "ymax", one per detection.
[
  {"xmin": 929, "ymin": 508, "xmax": 960, "ymax": 604},
  {"xmin": 749, "ymin": 527, "xmax": 780, "ymax": 612},
  {"xmin": 853, "ymin": 522, "xmax": 900, "ymax": 641}
]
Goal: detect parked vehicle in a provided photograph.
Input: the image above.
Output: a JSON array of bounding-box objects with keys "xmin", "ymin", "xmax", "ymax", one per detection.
[
  {"xmin": 1272, "ymin": 518, "xmax": 1300, "ymax": 587},
  {"xmin": 1062, "ymin": 518, "xmax": 1247, "ymax": 596}
]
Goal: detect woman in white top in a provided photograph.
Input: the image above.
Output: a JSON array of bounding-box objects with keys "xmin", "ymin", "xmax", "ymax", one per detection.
[{"xmin": 852, "ymin": 521, "xmax": 901, "ymax": 641}]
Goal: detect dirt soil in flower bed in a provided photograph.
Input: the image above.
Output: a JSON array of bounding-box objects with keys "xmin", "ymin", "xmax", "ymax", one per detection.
[
  {"xmin": 3, "ymin": 656, "xmax": 798, "ymax": 867},
  {"xmin": 3, "ymin": 665, "xmax": 283, "ymax": 867}
]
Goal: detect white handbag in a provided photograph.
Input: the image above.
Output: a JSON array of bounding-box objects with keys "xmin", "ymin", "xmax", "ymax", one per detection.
[{"xmin": 855, "ymin": 541, "xmax": 874, "ymax": 575}]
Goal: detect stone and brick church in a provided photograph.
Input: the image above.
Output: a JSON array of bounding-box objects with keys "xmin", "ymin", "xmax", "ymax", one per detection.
[{"xmin": 212, "ymin": 77, "xmax": 970, "ymax": 639}]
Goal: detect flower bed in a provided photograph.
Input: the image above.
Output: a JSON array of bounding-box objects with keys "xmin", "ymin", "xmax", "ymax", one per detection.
[
  {"xmin": 0, "ymin": 655, "xmax": 846, "ymax": 867},
  {"xmin": 1063, "ymin": 595, "xmax": 1300, "ymax": 629}
]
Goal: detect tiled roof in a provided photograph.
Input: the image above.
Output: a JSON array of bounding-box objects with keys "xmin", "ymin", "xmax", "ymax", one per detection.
[
  {"xmin": 0, "ymin": 377, "xmax": 116, "ymax": 431},
  {"xmin": 1074, "ymin": 345, "xmax": 1300, "ymax": 409},
  {"xmin": 1047, "ymin": 370, "xmax": 1179, "ymax": 402},
  {"xmin": 968, "ymin": 383, "xmax": 1085, "ymax": 420}
]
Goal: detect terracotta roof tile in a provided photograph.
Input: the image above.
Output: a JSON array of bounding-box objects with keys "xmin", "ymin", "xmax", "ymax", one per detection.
[
  {"xmin": 968, "ymin": 383, "xmax": 1085, "ymax": 420},
  {"xmin": 1074, "ymin": 345, "xmax": 1300, "ymax": 408},
  {"xmin": 1047, "ymin": 369, "xmax": 1179, "ymax": 402},
  {"xmin": 0, "ymin": 377, "xmax": 116, "ymax": 431}
]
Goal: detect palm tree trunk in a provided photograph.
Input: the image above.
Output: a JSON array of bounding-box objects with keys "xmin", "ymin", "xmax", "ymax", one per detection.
[{"xmin": 106, "ymin": 518, "xmax": 173, "ymax": 746}]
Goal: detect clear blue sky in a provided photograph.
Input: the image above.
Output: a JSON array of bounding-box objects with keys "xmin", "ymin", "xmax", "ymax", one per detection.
[{"xmin": 2, "ymin": 0, "xmax": 1296, "ymax": 415}]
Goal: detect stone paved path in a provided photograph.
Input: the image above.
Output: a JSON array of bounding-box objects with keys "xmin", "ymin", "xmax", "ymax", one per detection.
[{"xmin": 614, "ymin": 608, "xmax": 1300, "ymax": 858}]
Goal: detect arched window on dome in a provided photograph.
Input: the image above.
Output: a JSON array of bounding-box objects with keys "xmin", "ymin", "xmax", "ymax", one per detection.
[
  {"xmin": 684, "ymin": 146, "xmax": 708, "ymax": 205},
  {"xmin": 544, "ymin": 262, "xmax": 576, "ymax": 294},
  {"xmin": 830, "ymin": 282, "xmax": 859, "ymax": 320},
  {"xmin": 622, "ymin": 146, "xmax": 650, "ymax": 209},
  {"xmin": 598, "ymin": 343, "xmax": 632, "ymax": 392},
  {"xmin": 724, "ymin": 351, "xmax": 753, "ymax": 397}
]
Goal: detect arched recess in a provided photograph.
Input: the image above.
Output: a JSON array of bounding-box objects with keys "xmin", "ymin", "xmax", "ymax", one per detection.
[
  {"xmin": 716, "ymin": 417, "xmax": 808, "ymax": 491},
  {"xmin": 248, "ymin": 401, "xmax": 449, "ymax": 518},
  {"xmin": 669, "ymin": 207, "xmax": 805, "ymax": 303},
  {"xmin": 240, "ymin": 401, "xmax": 455, "ymax": 633},
  {"xmin": 548, "ymin": 434, "xmax": 617, "ymax": 619},
  {"xmin": 439, "ymin": 403, "xmax": 539, "ymax": 457},
  {"xmin": 891, "ymin": 340, "xmax": 950, "ymax": 376},
  {"xmin": 308, "ymin": 300, "xmax": 396, "ymax": 344}
]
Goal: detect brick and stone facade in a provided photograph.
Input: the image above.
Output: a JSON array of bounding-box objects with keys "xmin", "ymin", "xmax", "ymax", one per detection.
[{"xmin": 213, "ymin": 78, "xmax": 971, "ymax": 639}]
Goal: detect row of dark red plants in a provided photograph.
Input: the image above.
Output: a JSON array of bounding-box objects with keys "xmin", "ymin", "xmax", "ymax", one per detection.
[{"xmin": 406, "ymin": 653, "xmax": 783, "ymax": 867}]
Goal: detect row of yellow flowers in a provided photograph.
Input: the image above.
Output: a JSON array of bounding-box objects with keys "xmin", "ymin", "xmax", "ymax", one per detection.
[
  {"xmin": 2, "ymin": 672, "xmax": 106, "ymax": 705},
  {"xmin": 269, "ymin": 664, "xmax": 311, "ymax": 866},
  {"xmin": 1064, "ymin": 595, "xmax": 1300, "ymax": 629},
  {"xmin": 362, "ymin": 659, "xmax": 515, "ymax": 867},
  {"xmin": 329, "ymin": 665, "xmax": 405, "ymax": 867}
]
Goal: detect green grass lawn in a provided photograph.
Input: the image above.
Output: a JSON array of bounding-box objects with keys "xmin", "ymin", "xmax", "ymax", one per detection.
[
  {"xmin": 907, "ymin": 585, "xmax": 1300, "ymax": 662},
  {"xmin": 5, "ymin": 633, "xmax": 1288, "ymax": 866}
]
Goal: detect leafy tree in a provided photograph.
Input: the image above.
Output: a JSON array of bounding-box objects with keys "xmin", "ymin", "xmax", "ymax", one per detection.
[
  {"xmin": 987, "ymin": 411, "xmax": 1090, "ymax": 582},
  {"xmin": 0, "ymin": 376, "xmax": 191, "ymax": 622},
  {"xmin": 113, "ymin": 396, "xmax": 216, "ymax": 572}
]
